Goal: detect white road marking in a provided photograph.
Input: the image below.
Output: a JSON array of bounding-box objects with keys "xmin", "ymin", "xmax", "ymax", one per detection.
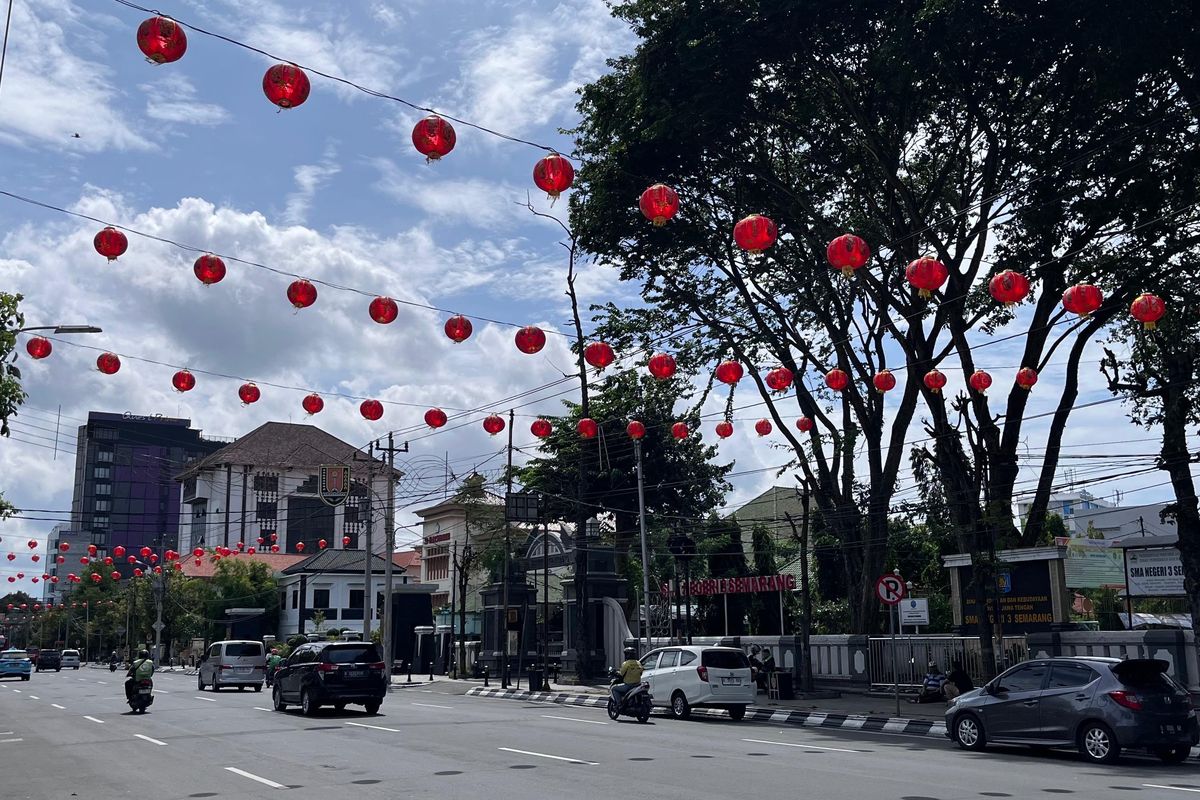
[
  {"xmin": 135, "ymin": 734, "xmax": 168, "ymax": 746},
  {"xmin": 253, "ymin": 707, "xmax": 272, "ymax": 712},
  {"xmin": 0, "ymin": 738, "xmax": 24, "ymax": 743},
  {"xmin": 1144, "ymin": 787, "xmax": 1200, "ymax": 794},
  {"xmin": 12, "ymin": 689, "xmax": 20, "ymax": 693},
  {"xmin": 77, "ymin": 678, "xmax": 87, "ymax": 682},
  {"xmin": 96, "ymin": 681, "xmax": 108, "ymax": 685},
  {"xmin": 194, "ymin": 696, "xmax": 217, "ymax": 702},
  {"xmin": 344, "ymin": 721, "xmax": 401, "ymax": 733},
  {"xmin": 0, "ymin": 731, "xmax": 11, "ymax": 735},
  {"xmin": 421, "ymin": 690, "xmax": 434, "ymax": 693},
  {"xmin": 152, "ymin": 690, "xmax": 168, "ymax": 695},
  {"xmin": 224, "ymin": 767, "xmax": 285, "ymax": 790},
  {"xmin": 28, "ymin": 695, "xmax": 39, "ymax": 700},
  {"xmin": 51, "ymin": 704, "xmax": 65, "ymax": 709},
  {"xmin": 541, "ymin": 714, "xmax": 608, "ymax": 725},
  {"xmin": 497, "ymin": 747, "xmax": 598, "ymax": 765},
  {"xmin": 83, "ymin": 716, "xmax": 105, "ymax": 724},
  {"xmin": 742, "ymin": 738, "xmax": 858, "ymax": 753},
  {"xmin": 411, "ymin": 702, "xmax": 453, "ymax": 710}
]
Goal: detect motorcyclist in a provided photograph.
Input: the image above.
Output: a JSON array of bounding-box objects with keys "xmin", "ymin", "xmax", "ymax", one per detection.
[
  {"xmin": 265, "ymin": 648, "xmax": 283, "ymax": 687},
  {"xmin": 612, "ymin": 647, "xmax": 644, "ymax": 708},
  {"xmin": 109, "ymin": 650, "xmax": 119, "ymax": 671},
  {"xmin": 125, "ymin": 649, "xmax": 154, "ymax": 701}
]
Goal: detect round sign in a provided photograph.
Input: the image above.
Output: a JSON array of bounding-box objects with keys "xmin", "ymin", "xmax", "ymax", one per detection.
[{"xmin": 875, "ymin": 574, "xmax": 906, "ymax": 605}]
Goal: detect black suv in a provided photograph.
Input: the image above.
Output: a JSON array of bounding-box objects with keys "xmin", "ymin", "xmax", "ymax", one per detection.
[
  {"xmin": 36, "ymin": 650, "xmax": 62, "ymax": 672},
  {"xmin": 272, "ymin": 641, "xmax": 387, "ymax": 716}
]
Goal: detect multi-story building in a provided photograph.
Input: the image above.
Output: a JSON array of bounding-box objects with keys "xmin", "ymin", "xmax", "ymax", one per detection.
[
  {"xmin": 1015, "ymin": 490, "xmax": 1113, "ymax": 534},
  {"xmin": 43, "ymin": 525, "xmax": 89, "ymax": 604}
]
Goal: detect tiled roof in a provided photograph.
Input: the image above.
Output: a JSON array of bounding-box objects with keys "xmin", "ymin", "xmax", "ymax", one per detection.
[
  {"xmin": 392, "ymin": 550, "xmax": 421, "ymax": 570},
  {"xmin": 179, "ymin": 552, "xmax": 308, "ymax": 579},
  {"xmin": 177, "ymin": 421, "xmax": 397, "ymax": 480},
  {"xmin": 280, "ymin": 548, "xmax": 404, "ymax": 575}
]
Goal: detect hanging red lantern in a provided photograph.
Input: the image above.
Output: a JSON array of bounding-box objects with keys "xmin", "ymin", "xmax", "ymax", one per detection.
[
  {"xmin": 56, "ymin": 555, "xmax": 65, "ymax": 563},
  {"xmin": 103, "ymin": 556, "xmax": 113, "ymax": 566},
  {"xmin": 270, "ymin": 545, "xmax": 279, "ymax": 553},
  {"xmin": 96, "ymin": 352, "xmax": 121, "ymax": 375},
  {"xmin": 302, "ymin": 393, "xmax": 324, "ymax": 415},
  {"xmin": 127, "ymin": 555, "xmax": 137, "ymax": 564},
  {"xmin": 6, "ymin": 577, "xmax": 13, "ymax": 583},
  {"xmin": 194, "ymin": 557, "xmax": 202, "ymax": 566},
  {"xmin": 246, "ymin": 547, "xmax": 256, "ymax": 555},
  {"xmin": 88, "ymin": 544, "xmax": 97, "ymax": 556},
  {"xmin": 192, "ymin": 547, "xmax": 203, "ymax": 558},
  {"xmin": 765, "ymin": 367, "xmax": 793, "ymax": 393},
  {"xmin": 514, "ymin": 325, "xmax": 547, "ymax": 354},
  {"xmin": 923, "ymin": 369, "xmax": 948, "ymax": 394},
  {"xmin": 715, "ymin": 421, "xmax": 734, "ymax": 439},
  {"xmin": 174, "ymin": 562, "xmax": 183, "ymax": 571},
  {"xmin": 905, "ymin": 256, "xmax": 949, "ymax": 298},
  {"xmin": 136, "ymin": 16, "xmax": 187, "ymax": 63},
  {"xmin": 671, "ymin": 422, "xmax": 690, "ymax": 440},
  {"xmin": 239, "ymin": 382, "xmax": 261, "ymax": 404},
  {"xmin": 172, "ymin": 370, "xmax": 196, "ymax": 392},
  {"xmin": 639, "ymin": 184, "xmax": 679, "ymax": 226},
  {"xmin": 627, "ymin": 420, "xmax": 646, "ymax": 440},
  {"xmin": 110, "ymin": 571, "xmax": 121, "ymax": 581},
  {"xmin": 318, "ymin": 539, "xmax": 328, "ymax": 550},
  {"xmin": 411, "ymin": 114, "xmax": 456, "ymax": 161},
  {"xmin": 257, "ymin": 537, "xmax": 265, "ymax": 546},
  {"xmin": 94, "ymin": 227, "xmax": 128, "ymax": 261},
  {"xmin": 4, "ymin": 553, "xmax": 12, "ymax": 561},
  {"xmin": 342, "ymin": 536, "xmax": 351, "ymax": 547},
  {"xmin": 755, "ymin": 419, "xmax": 773, "ymax": 436},
  {"xmin": 824, "ymin": 368, "xmax": 849, "ymax": 392},
  {"xmin": 295, "ymin": 542, "xmax": 306, "ymax": 553},
  {"xmin": 270, "ymin": 533, "xmax": 278, "ymax": 542},
  {"xmin": 1130, "ymin": 293, "xmax": 1165, "ymax": 330},
  {"xmin": 263, "ymin": 64, "xmax": 311, "ymax": 109},
  {"xmin": 533, "ymin": 154, "xmax": 575, "ymax": 199},
  {"xmin": 140, "ymin": 546, "xmax": 151, "ymax": 558},
  {"xmin": 360, "ymin": 400, "xmax": 384, "ymax": 421},
  {"xmin": 482, "ymin": 414, "xmax": 505, "ymax": 435},
  {"xmin": 1062, "ymin": 283, "xmax": 1103, "ymax": 317},
  {"xmin": 969, "ymin": 370, "xmax": 993, "ymax": 393},
  {"xmin": 193, "ymin": 254, "xmax": 226, "ymax": 285},
  {"xmin": 531, "ymin": 418, "xmax": 553, "ymax": 438},
  {"xmin": 826, "ymin": 234, "xmax": 870, "ymax": 278},
  {"xmin": 1016, "ymin": 367, "xmax": 1039, "ymax": 390},
  {"xmin": 988, "ymin": 270, "xmax": 1030, "ymax": 305},
  {"xmin": 577, "ymin": 418, "xmax": 598, "ymax": 439},
  {"xmin": 287, "ymin": 279, "xmax": 317, "ymax": 309},
  {"xmin": 133, "ymin": 568, "xmax": 144, "ymax": 578},
  {"xmin": 114, "ymin": 545, "xmax": 126, "ymax": 558},
  {"xmin": 715, "ymin": 360, "xmax": 743, "ymax": 385},
  {"xmin": 872, "ymin": 370, "xmax": 896, "ymax": 393},
  {"xmin": 796, "ymin": 416, "xmax": 814, "ymax": 433},
  {"xmin": 733, "ymin": 214, "xmax": 778, "ymax": 254},
  {"xmin": 79, "ymin": 556, "xmax": 88, "ymax": 565},
  {"xmin": 584, "ymin": 341, "xmax": 615, "ymax": 370},
  {"xmin": 424, "ymin": 408, "xmax": 448, "ymax": 429},
  {"xmin": 444, "ymin": 315, "xmax": 473, "ymax": 343},
  {"xmin": 369, "ymin": 296, "xmax": 399, "ymax": 324},
  {"xmin": 27, "ymin": 539, "xmax": 37, "ymax": 549},
  {"xmin": 648, "ymin": 353, "xmax": 677, "ymax": 380},
  {"xmin": 59, "ymin": 542, "xmax": 70, "ymax": 552},
  {"xmin": 25, "ymin": 337, "xmax": 52, "ymax": 360}
]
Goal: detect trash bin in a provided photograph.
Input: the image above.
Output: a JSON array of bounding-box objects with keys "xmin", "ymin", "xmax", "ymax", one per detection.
[
  {"xmin": 768, "ymin": 671, "xmax": 795, "ymax": 701},
  {"xmin": 526, "ymin": 668, "xmax": 543, "ymax": 692}
]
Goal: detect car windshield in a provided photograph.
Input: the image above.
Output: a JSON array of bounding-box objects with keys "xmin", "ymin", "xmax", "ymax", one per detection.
[
  {"xmin": 2, "ymin": 650, "xmax": 27, "ymax": 659},
  {"xmin": 323, "ymin": 644, "xmax": 380, "ymax": 664},
  {"xmin": 701, "ymin": 650, "xmax": 750, "ymax": 669},
  {"xmin": 225, "ymin": 643, "xmax": 263, "ymax": 657}
]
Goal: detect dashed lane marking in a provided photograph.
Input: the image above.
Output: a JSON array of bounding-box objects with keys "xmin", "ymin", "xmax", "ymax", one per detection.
[
  {"xmin": 224, "ymin": 767, "xmax": 286, "ymax": 790},
  {"xmin": 497, "ymin": 747, "xmax": 598, "ymax": 765},
  {"xmin": 135, "ymin": 734, "xmax": 168, "ymax": 746},
  {"xmin": 83, "ymin": 716, "xmax": 105, "ymax": 724},
  {"xmin": 194, "ymin": 696, "xmax": 217, "ymax": 702},
  {"xmin": 344, "ymin": 722, "xmax": 401, "ymax": 733},
  {"xmin": 741, "ymin": 738, "xmax": 858, "ymax": 754},
  {"xmin": 411, "ymin": 702, "xmax": 453, "ymax": 709},
  {"xmin": 541, "ymin": 715, "xmax": 607, "ymax": 725},
  {"xmin": 51, "ymin": 704, "xmax": 65, "ymax": 709}
]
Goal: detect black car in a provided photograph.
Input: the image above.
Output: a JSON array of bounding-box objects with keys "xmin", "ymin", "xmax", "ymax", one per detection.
[
  {"xmin": 35, "ymin": 650, "xmax": 62, "ymax": 672},
  {"xmin": 271, "ymin": 641, "xmax": 387, "ymax": 716}
]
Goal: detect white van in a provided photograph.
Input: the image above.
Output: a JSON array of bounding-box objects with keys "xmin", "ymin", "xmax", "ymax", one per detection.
[
  {"xmin": 197, "ymin": 640, "xmax": 267, "ymax": 692},
  {"xmin": 639, "ymin": 645, "xmax": 756, "ymax": 720}
]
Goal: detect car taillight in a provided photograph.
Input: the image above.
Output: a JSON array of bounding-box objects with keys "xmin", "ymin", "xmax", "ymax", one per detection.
[
  {"xmin": 697, "ymin": 666, "xmax": 708, "ymax": 683},
  {"xmin": 219, "ymin": 664, "xmax": 232, "ymax": 670},
  {"xmin": 1109, "ymin": 690, "xmax": 1143, "ymax": 711},
  {"xmin": 369, "ymin": 662, "xmax": 386, "ymax": 671},
  {"xmin": 317, "ymin": 662, "xmax": 338, "ymax": 672}
]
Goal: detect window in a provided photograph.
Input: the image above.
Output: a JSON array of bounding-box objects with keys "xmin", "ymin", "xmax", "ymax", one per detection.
[
  {"xmin": 344, "ymin": 505, "xmax": 360, "ymax": 524},
  {"xmin": 207, "ymin": 644, "xmax": 221, "ymax": 660},
  {"xmin": 995, "ymin": 663, "xmax": 1049, "ymax": 693},
  {"xmin": 349, "ymin": 589, "xmax": 364, "ymax": 609},
  {"xmin": 312, "ymin": 588, "xmax": 330, "ymax": 608},
  {"xmin": 640, "ymin": 652, "xmax": 660, "ymax": 670},
  {"xmin": 1048, "ymin": 663, "xmax": 1097, "ymax": 689},
  {"xmin": 95, "ymin": 483, "xmax": 111, "ymax": 496},
  {"xmin": 323, "ymin": 644, "xmax": 381, "ymax": 664},
  {"xmin": 679, "ymin": 650, "xmax": 697, "ymax": 666},
  {"xmin": 253, "ymin": 474, "xmax": 279, "ymax": 493},
  {"xmin": 96, "ymin": 450, "xmax": 113, "ymax": 463},
  {"xmin": 94, "ymin": 428, "xmax": 117, "ymax": 440},
  {"xmin": 701, "ymin": 650, "xmax": 751, "ymax": 669},
  {"xmin": 256, "ymin": 501, "xmax": 277, "ymax": 521},
  {"xmin": 94, "ymin": 499, "xmax": 111, "ymax": 512},
  {"xmin": 225, "ymin": 643, "xmax": 264, "ymax": 657},
  {"xmin": 93, "ymin": 516, "xmax": 109, "ymax": 528},
  {"xmin": 659, "ymin": 650, "xmax": 680, "ymax": 668},
  {"xmin": 291, "ymin": 590, "xmax": 298, "ymax": 610},
  {"xmin": 93, "ymin": 466, "xmax": 110, "ymax": 479}
]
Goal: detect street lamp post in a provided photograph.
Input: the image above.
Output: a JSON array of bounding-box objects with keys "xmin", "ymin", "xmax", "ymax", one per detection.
[{"xmin": 16, "ymin": 325, "xmax": 103, "ymax": 335}]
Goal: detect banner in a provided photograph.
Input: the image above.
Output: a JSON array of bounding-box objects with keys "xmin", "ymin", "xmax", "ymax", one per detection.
[
  {"xmin": 1125, "ymin": 546, "xmax": 1186, "ymax": 597},
  {"xmin": 660, "ymin": 573, "xmax": 797, "ymax": 597}
]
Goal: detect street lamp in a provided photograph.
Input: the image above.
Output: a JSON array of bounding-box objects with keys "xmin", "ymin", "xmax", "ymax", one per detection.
[{"xmin": 17, "ymin": 325, "xmax": 103, "ymax": 335}]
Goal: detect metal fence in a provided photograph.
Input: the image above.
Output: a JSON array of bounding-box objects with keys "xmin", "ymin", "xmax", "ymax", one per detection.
[{"xmin": 868, "ymin": 635, "xmax": 1028, "ymax": 691}]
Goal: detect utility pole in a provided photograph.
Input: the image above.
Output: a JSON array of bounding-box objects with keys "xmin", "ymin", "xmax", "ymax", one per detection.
[
  {"xmin": 541, "ymin": 497, "xmax": 549, "ymax": 690},
  {"xmin": 634, "ymin": 438, "xmax": 652, "ymax": 655},
  {"xmin": 501, "ymin": 409, "xmax": 514, "ymax": 688},
  {"xmin": 364, "ymin": 442, "xmax": 375, "ymax": 641},
  {"xmin": 373, "ymin": 434, "xmax": 406, "ymax": 683}
]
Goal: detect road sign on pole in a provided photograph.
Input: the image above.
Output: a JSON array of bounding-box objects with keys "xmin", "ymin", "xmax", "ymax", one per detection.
[
  {"xmin": 900, "ymin": 598, "xmax": 929, "ymax": 627},
  {"xmin": 875, "ymin": 574, "xmax": 906, "ymax": 606}
]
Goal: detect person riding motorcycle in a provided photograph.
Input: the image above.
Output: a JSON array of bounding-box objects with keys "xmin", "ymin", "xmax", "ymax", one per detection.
[
  {"xmin": 124, "ymin": 649, "xmax": 154, "ymax": 701},
  {"xmin": 265, "ymin": 648, "xmax": 283, "ymax": 687},
  {"xmin": 613, "ymin": 647, "xmax": 644, "ymax": 707}
]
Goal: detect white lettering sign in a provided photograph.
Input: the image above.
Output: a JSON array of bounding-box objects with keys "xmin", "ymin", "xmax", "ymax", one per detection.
[{"xmin": 1125, "ymin": 546, "xmax": 1185, "ymax": 597}]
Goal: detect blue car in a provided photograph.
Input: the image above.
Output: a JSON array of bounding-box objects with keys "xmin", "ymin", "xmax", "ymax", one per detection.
[{"xmin": 0, "ymin": 648, "xmax": 32, "ymax": 680}]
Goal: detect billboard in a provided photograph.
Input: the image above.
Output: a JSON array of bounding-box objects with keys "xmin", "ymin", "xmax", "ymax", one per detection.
[{"xmin": 1124, "ymin": 546, "xmax": 1185, "ymax": 598}]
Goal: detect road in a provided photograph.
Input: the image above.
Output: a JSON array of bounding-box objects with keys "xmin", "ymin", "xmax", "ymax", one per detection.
[{"xmin": 1, "ymin": 669, "xmax": 1197, "ymax": 799}]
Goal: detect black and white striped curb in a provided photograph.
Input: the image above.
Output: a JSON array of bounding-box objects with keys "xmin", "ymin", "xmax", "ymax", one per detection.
[{"xmin": 465, "ymin": 686, "xmax": 948, "ymax": 739}]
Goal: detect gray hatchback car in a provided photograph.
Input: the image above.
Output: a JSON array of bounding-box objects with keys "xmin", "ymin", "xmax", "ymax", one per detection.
[{"xmin": 946, "ymin": 657, "xmax": 1198, "ymax": 764}]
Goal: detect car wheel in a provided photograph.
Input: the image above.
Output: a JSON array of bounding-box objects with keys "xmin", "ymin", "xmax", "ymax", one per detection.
[
  {"xmin": 334, "ymin": 702, "xmax": 346, "ymax": 712},
  {"xmin": 1079, "ymin": 721, "xmax": 1121, "ymax": 764},
  {"xmin": 953, "ymin": 713, "xmax": 987, "ymax": 751},
  {"xmin": 254, "ymin": 684, "xmax": 262, "ymax": 693},
  {"xmin": 301, "ymin": 689, "xmax": 318, "ymax": 717},
  {"xmin": 364, "ymin": 701, "xmax": 381, "ymax": 715},
  {"xmin": 21, "ymin": 675, "xmax": 29, "ymax": 681},
  {"xmin": 272, "ymin": 684, "xmax": 287, "ymax": 712},
  {"xmin": 1155, "ymin": 745, "xmax": 1190, "ymax": 765},
  {"xmin": 237, "ymin": 686, "xmax": 245, "ymax": 692},
  {"xmin": 197, "ymin": 674, "xmax": 205, "ymax": 691},
  {"xmin": 670, "ymin": 691, "xmax": 691, "ymax": 720},
  {"xmin": 606, "ymin": 699, "xmax": 620, "ymax": 721},
  {"xmin": 728, "ymin": 705, "xmax": 746, "ymax": 722},
  {"xmin": 56, "ymin": 668, "xmax": 61, "ymax": 672}
]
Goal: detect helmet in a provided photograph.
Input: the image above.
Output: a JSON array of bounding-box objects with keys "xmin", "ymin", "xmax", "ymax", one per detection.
[
  {"xmin": 623, "ymin": 647, "xmax": 637, "ymax": 658},
  {"xmin": 139, "ymin": 649, "xmax": 150, "ymax": 659}
]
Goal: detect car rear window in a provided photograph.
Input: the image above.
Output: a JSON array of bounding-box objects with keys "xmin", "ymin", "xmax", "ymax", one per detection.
[
  {"xmin": 1113, "ymin": 660, "xmax": 1177, "ymax": 691},
  {"xmin": 225, "ymin": 643, "xmax": 264, "ymax": 657},
  {"xmin": 323, "ymin": 644, "xmax": 380, "ymax": 664},
  {"xmin": 701, "ymin": 650, "xmax": 750, "ymax": 669}
]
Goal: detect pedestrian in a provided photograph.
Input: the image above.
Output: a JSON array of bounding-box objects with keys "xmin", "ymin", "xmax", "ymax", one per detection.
[
  {"xmin": 912, "ymin": 661, "xmax": 946, "ymax": 703},
  {"xmin": 943, "ymin": 659, "xmax": 973, "ymax": 701}
]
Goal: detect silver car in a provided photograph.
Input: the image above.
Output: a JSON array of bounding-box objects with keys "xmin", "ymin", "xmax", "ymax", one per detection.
[
  {"xmin": 197, "ymin": 640, "xmax": 266, "ymax": 692},
  {"xmin": 60, "ymin": 649, "xmax": 81, "ymax": 669}
]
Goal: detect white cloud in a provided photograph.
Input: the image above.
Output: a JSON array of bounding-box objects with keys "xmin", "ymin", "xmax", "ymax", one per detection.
[
  {"xmin": 141, "ymin": 73, "xmax": 232, "ymax": 127},
  {"xmin": 283, "ymin": 147, "xmax": 341, "ymax": 225}
]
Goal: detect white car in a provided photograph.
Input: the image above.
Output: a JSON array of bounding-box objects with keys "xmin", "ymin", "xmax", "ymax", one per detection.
[
  {"xmin": 60, "ymin": 649, "xmax": 81, "ymax": 669},
  {"xmin": 639, "ymin": 645, "xmax": 756, "ymax": 721}
]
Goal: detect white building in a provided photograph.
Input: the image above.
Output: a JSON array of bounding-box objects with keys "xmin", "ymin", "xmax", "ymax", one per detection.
[
  {"xmin": 276, "ymin": 549, "xmax": 419, "ymax": 638},
  {"xmin": 1015, "ymin": 490, "xmax": 1113, "ymax": 534},
  {"xmin": 1072, "ymin": 502, "xmax": 1176, "ymax": 541}
]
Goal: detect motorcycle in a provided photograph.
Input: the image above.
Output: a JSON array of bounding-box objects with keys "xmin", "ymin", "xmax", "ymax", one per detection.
[
  {"xmin": 607, "ymin": 669, "xmax": 653, "ymax": 723},
  {"xmin": 128, "ymin": 678, "xmax": 154, "ymax": 714},
  {"xmin": 109, "ymin": 661, "xmax": 117, "ymax": 672}
]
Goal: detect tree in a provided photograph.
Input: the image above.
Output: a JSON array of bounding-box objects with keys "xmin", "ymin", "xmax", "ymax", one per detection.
[
  {"xmin": 209, "ymin": 559, "xmax": 280, "ymax": 639},
  {"xmin": 697, "ymin": 515, "xmax": 750, "ymax": 635},
  {"xmin": 0, "ymin": 291, "xmax": 26, "ymax": 438},
  {"xmin": 571, "ymin": 2, "xmax": 1200, "ymax": 675}
]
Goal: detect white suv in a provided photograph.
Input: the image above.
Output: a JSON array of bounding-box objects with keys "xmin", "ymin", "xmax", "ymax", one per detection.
[
  {"xmin": 60, "ymin": 649, "xmax": 81, "ymax": 669},
  {"xmin": 639, "ymin": 646, "xmax": 756, "ymax": 721}
]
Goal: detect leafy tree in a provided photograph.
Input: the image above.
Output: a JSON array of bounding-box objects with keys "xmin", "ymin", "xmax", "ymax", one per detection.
[
  {"xmin": 208, "ymin": 559, "xmax": 280, "ymax": 638},
  {"xmin": 696, "ymin": 515, "xmax": 750, "ymax": 635},
  {"xmin": 0, "ymin": 291, "xmax": 26, "ymax": 438}
]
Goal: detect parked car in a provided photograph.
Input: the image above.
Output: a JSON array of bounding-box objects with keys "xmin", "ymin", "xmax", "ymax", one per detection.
[
  {"xmin": 272, "ymin": 641, "xmax": 387, "ymax": 716},
  {"xmin": 947, "ymin": 656, "xmax": 1199, "ymax": 764},
  {"xmin": 25, "ymin": 647, "xmax": 39, "ymax": 665},
  {"xmin": 638, "ymin": 645, "xmax": 756, "ymax": 721},
  {"xmin": 0, "ymin": 648, "xmax": 32, "ymax": 680},
  {"xmin": 35, "ymin": 650, "xmax": 62, "ymax": 671},
  {"xmin": 198, "ymin": 640, "xmax": 267, "ymax": 692},
  {"xmin": 60, "ymin": 649, "xmax": 81, "ymax": 669}
]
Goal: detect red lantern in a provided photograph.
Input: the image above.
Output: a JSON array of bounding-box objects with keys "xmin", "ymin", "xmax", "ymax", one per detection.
[
  {"xmin": 111, "ymin": 571, "xmax": 121, "ymax": 581},
  {"xmin": 1062, "ymin": 283, "xmax": 1103, "ymax": 317},
  {"xmin": 133, "ymin": 568, "xmax": 144, "ymax": 578},
  {"xmin": 270, "ymin": 534, "xmax": 278, "ymax": 542},
  {"xmin": 639, "ymin": 184, "xmax": 679, "ymax": 226},
  {"xmin": 257, "ymin": 537, "xmax": 265, "ymax": 546},
  {"xmin": 444, "ymin": 315, "xmax": 473, "ymax": 343},
  {"xmin": 27, "ymin": 539, "xmax": 36, "ymax": 549},
  {"xmin": 263, "ymin": 64, "xmax": 311, "ymax": 109},
  {"xmin": 192, "ymin": 547, "xmax": 203, "ymax": 558},
  {"xmin": 103, "ymin": 556, "xmax": 113, "ymax": 566},
  {"xmin": 872, "ymin": 370, "xmax": 896, "ymax": 393},
  {"xmin": 58, "ymin": 542, "xmax": 69, "ymax": 552},
  {"xmin": 411, "ymin": 115, "xmax": 456, "ymax": 161},
  {"xmin": 627, "ymin": 420, "xmax": 646, "ymax": 440},
  {"xmin": 194, "ymin": 558, "xmax": 202, "ymax": 566},
  {"xmin": 584, "ymin": 342, "xmax": 615, "ymax": 370},
  {"xmin": 671, "ymin": 422, "xmax": 690, "ymax": 440},
  {"xmin": 360, "ymin": 400, "xmax": 384, "ymax": 421},
  {"xmin": 369, "ymin": 296, "xmax": 399, "ymax": 324},
  {"xmin": 174, "ymin": 562, "xmax": 183, "ymax": 571},
  {"xmin": 88, "ymin": 544, "xmax": 98, "ymax": 556},
  {"xmin": 79, "ymin": 556, "xmax": 88, "ymax": 565},
  {"xmin": 755, "ymin": 419, "xmax": 773, "ymax": 436},
  {"xmin": 113, "ymin": 545, "xmax": 126, "ymax": 558},
  {"xmin": 826, "ymin": 234, "xmax": 870, "ymax": 277},
  {"xmin": 648, "ymin": 353, "xmax": 677, "ymax": 380},
  {"xmin": 193, "ymin": 254, "xmax": 226, "ymax": 285},
  {"xmin": 482, "ymin": 414, "xmax": 505, "ymax": 435},
  {"xmin": 4, "ymin": 553, "xmax": 12, "ymax": 561},
  {"xmin": 295, "ymin": 542, "xmax": 306, "ymax": 553},
  {"xmin": 1016, "ymin": 367, "xmax": 1039, "ymax": 390},
  {"xmin": 1130, "ymin": 293, "xmax": 1165, "ymax": 330},
  {"xmin": 824, "ymin": 369, "xmax": 849, "ymax": 392},
  {"xmin": 923, "ymin": 369, "xmax": 948, "ymax": 394},
  {"xmin": 906, "ymin": 256, "xmax": 949, "ymax": 298},
  {"xmin": 172, "ymin": 369, "xmax": 196, "ymax": 392},
  {"xmin": 342, "ymin": 536, "xmax": 351, "ymax": 547},
  {"xmin": 318, "ymin": 539, "xmax": 328, "ymax": 550},
  {"xmin": 424, "ymin": 408, "xmax": 448, "ymax": 429},
  {"xmin": 733, "ymin": 214, "xmax": 778, "ymax": 254},
  {"xmin": 139, "ymin": 546, "xmax": 151, "ymax": 558},
  {"xmin": 56, "ymin": 555, "xmax": 65, "ymax": 563},
  {"xmin": 715, "ymin": 421, "xmax": 734, "ymax": 439},
  {"xmin": 577, "ymin": 418, "xmax": 598, "ymax": 439},
  {"xmin": 515, "ymin": 325, "xmax": 547, "ymax": 354},
  {"xmin": 127, "ymin": 555, "xmax": 137, "ymax": 564},
  {"xmin": 270, "ymin": 545, "xmax": 279, "ymax": 553},
  {"xmin": 287, "ymin": 279, "xmax": 317, "ymax": 309},
  {"xmin": 531, "ymin": 418, "xmax": 553, "ymax": 438},
  {"xmin": 796, "ymin": 416, "xmax": 814, "ymax": 433},
  {"xmin": 94, "ymin": 227, "xmax": 128, "ymax": 261},
  {"xmin": 6, "ymin": 577, "xmax": 13, "ymax": 584},
  {"xmin": 302, "ymin": 393, "xmax": 324, "ymax": 415},
  {"xmin": 988, "ymin": 270, "xmax": 1030, "ymax": 305},
  {"xmin": 137, "ymin": 16, "xmax": 187, "ymax": 63},
  {"xmin": 25, "ymin": 337, "xmax": 52, "ymax": 360},
  {"xmin": 715, "ymin": 360, "xmax": 743, "ymax": 385},
  {"xmin": 239, "ymin": 382, "xmax": 261, "ymax": 405},
  {"xmin": 765, "ymin": 367, "xmax": 793, "ymax": 392},
  {"xmin": 96, "ymin": 352, "xmax": 121, "ymax": 375},
  {"xmin": 533, "ymin": 153, "xmax": 575, "ymax": 199},
  {"xmin": 968, "ymin": 370, "xmax": 993, "ymax": 393}
]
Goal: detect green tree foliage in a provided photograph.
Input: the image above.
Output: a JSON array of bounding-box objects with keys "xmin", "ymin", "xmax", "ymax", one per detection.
[
  {"xmin": 695, "ymin": 515, "xmax": 750, "ymax": 635},
  {"xmin": 208, "ymin": 559, "xmax": 280, "ymax": 637},
  {"xmin": 0, "ymin": 292, "xmax": 26, "ymax": 438}
]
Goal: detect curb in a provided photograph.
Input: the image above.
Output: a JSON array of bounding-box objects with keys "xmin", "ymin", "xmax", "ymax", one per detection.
[{"xmin": 465, "ymin": 686, "xmax": 948, "ymax": 740}]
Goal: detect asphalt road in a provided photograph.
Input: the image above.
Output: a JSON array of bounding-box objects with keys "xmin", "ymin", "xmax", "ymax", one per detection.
[{"xmin": 1, "ymin": 669, "xmax": 1198, "ymax": 800}]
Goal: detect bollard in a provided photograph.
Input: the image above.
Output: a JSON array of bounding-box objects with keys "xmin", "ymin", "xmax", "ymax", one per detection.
[
  {"xmin": 407, "ymin": 659, "xmax": 413, "ymax": 684},
  {"xmin": 482, "ymin": 665, "xmax": 489, "ymax": 687}
]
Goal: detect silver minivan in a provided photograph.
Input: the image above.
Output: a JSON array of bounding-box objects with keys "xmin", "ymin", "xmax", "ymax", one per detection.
[{"xmin": 198, "ymin": 640, "xmax": 267, "ymax": 692}]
